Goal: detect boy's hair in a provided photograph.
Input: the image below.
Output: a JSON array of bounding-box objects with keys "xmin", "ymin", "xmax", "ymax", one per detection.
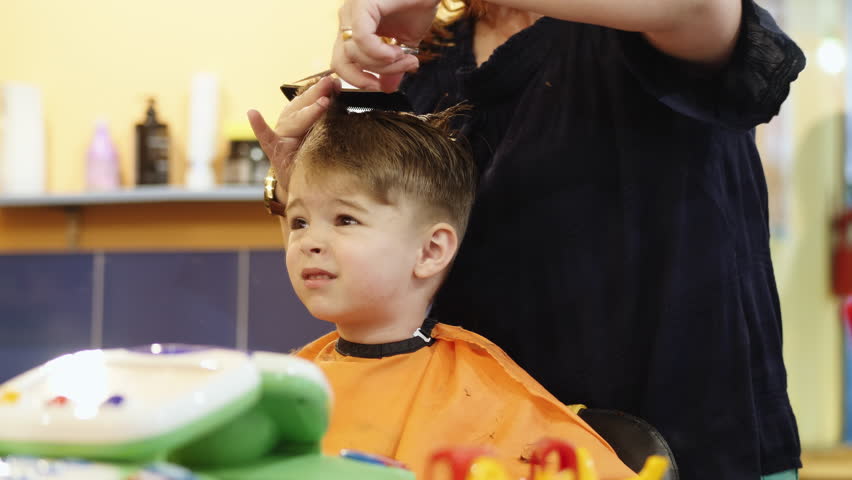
[{"xmin": 294, "ymin": 101, "xmax": 477, "ymax": 236}]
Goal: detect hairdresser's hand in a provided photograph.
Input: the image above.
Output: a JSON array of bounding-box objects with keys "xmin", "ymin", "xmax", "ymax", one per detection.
[
  {"xmin": 333, "ymin": 0, "xmax": 440, "ymax": 92},
  {"xmin": 247, "ymin": 76, "xmax": 339, "ymax": 195}
]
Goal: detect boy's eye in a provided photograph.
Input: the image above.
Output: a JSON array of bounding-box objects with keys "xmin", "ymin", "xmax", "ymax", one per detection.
[
  {"xmin": 336, "ymin": 215, "xmax": 359, "ymax": 226},
  {"xmin": 290, "ymin": 218, "xmax": 307, "ymax": 230}
]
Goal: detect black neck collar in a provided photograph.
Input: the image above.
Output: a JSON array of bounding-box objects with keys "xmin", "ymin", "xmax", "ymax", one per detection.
[{"xmin": 335, "ymin": 317, "xmax": 439, "ymax": 359}]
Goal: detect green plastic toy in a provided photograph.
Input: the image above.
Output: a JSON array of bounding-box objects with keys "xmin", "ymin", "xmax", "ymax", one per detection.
[{"xmin": 0, "ymin": 345, "xmax": 414, "ymax": 480}]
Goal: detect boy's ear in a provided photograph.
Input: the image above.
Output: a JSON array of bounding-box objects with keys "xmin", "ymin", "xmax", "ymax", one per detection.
[{"xmin": 413, "ymin": 223, "xmax": 459, "ymax": 280}]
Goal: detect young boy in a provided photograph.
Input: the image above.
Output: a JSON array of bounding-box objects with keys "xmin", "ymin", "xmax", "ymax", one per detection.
[{"xmin": 249, "ymin": 77, "xmax": 636, "ymax": 480}]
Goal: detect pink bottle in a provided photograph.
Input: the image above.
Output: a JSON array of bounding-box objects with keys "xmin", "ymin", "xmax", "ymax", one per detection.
[{"xmin": 87, "ymin": 120, "xmax": 120, "ymax": 190}]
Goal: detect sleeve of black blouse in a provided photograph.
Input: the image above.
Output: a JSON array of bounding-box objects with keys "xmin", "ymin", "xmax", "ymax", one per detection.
[{"xmin": 616, "ymin": 0, "xmax": 806, "ymax": 130}]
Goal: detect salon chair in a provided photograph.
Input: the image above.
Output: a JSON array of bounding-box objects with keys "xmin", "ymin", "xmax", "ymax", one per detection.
[{"xmin": 578, "ymin": 408, "xmax": 679, "ymax": 480}]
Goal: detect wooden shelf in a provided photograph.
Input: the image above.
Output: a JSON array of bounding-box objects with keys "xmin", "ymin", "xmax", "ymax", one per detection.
[
  {"xmin": 0, "ymin": 185, "xmax": 261, "ymax": 208},
  {"xmin": 0, "ymin": 185, "xmax": 270, "ymax": 250}
]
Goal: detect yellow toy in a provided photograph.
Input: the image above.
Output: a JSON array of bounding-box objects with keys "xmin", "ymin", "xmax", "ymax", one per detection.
[
  {"xmin": 424, "ymin": 438, "xmax": 669, "ymax": 480},
  {"xmin": 468, "ymin": 458, "xmax": 511, "ymax": 480}
]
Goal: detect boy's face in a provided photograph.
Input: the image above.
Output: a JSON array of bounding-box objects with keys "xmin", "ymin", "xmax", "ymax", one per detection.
[{"xmin": 284, "ymin": 162, "xmax": 427, "ymax": 328}]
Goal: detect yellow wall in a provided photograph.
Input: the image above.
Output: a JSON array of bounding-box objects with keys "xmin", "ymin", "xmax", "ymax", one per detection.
[
  {"xmin": 0, "ymin": 0, "xmax": 848, "ymax": 448},
  {"xmin": 0, "ymin": 0, "xmax": 339, "ymax": 191},
  {"xmin": 0, "ymin": 0, "xmax": 340, "ymax": 250}
]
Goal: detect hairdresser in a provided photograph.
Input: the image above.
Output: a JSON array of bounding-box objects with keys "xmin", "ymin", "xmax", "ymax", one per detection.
[{"xmin": 276, "ymin": 1, "xmax": 806, "ymax": 478}]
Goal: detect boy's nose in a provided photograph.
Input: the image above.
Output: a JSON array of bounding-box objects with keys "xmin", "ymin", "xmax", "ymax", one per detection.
[
  {"xmin": 301, "ymin": 241, "xmax": 323, "ymax": 255},
  {"xmin": 300, "ymin": 232, "xmax": 325, "ymax": 255}
]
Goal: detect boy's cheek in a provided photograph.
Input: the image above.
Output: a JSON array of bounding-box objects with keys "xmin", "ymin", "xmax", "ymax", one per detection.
[{"xmin": 284, "ymin": 251, "xmax": 299, "ymax": 280}]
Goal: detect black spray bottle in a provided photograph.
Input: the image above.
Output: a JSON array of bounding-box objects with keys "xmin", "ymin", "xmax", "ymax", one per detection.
[{"xmin": 135, "ymin": 99, "xmax": 170, "ymax": 185}]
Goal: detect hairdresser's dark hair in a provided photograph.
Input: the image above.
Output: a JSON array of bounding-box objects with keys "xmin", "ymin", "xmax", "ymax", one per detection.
[{"xmin": 418, "ymin": 0, "xmax": 489, "ymax": 59}]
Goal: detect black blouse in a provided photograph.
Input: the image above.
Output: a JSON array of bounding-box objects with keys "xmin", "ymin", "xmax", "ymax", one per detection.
[{"xmin": 401, "ymin": 1, "xmax": 805, "ymax": 478}]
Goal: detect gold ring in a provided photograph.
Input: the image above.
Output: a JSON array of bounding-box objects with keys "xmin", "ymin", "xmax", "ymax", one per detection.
[{"xmin": 341, "ymin": 27, "xmax": 353, "ymax": 41}]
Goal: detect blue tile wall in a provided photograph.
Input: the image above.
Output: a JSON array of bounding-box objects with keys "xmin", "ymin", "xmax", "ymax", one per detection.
[
  {"xmin": 247, "ymin": 250, "xmax": 332, "ymax": 353},
  {"xmin": 0, "ymin": 254, "xmax": 93, "ymax": 382},
  {"xmin": 101, "ymin": 252, "xmax": 239, "ymax": 349},
  {"xmin": 0, "ymin": 249, "xmax": 336, "ymax": 386}
]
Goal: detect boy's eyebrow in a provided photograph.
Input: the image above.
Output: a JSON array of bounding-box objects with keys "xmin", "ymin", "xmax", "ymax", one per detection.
[
  {"xmin": 332, "ymin": 198, "xmax": 369, "ymax": 213},
  {"xmin": 284, "ymin": 198, "xmax": 303, "ymax": 216},
  {"xmin": 284, "ymin": 197, "xmax": 369, "ymax": 216}
]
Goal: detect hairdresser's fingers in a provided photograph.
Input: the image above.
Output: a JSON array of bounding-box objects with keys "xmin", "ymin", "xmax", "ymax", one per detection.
[
  {"xmin": 332, "ymin": 38, "xmax": 382, "ymax": 90},
  {"xmin": 348, "ymin": 32, "xmax": 404, "ymax": 68},
  {"xmin": 372, "ymin": 53, "xmax": 420, "ymax": 75},
  {"xmin": 247, "ymin": 109, "xmax": 295, "ymax": 174},
  {"xmin": 341, "ymin": 39, "xmax": 419, "ymax": 75},
  {"xmin": 281, "ymin": 75, "xmax": 337, "ymax": 120},
  {"xmin": 334, "ymin": 0, "xmax": 433, "ymax": 89},
  {"xmin": 342, "ymin": 2, "xmax": 421, "ymax": 74},
  {"xmin": 269, "ymin": 98, "xmax": 330, "ymax": 179},
  {"xmin": 282, "ymin": 96, "xmax": 330, "ymax": 139},
  {"xmin": 336, "ymin": 62, "xmax": 382, "ymax": 91},
  {"xmin": 247, "ymin": 77, "xmax": 334, "ymax": 163},
  {"xmin": 247, "ymin": 95, "xmax": 330, "ymax": 176},
  {"xmin": 247, "ymin": 109, "xmax": 278, "ymax": 157},
  {"xmin": 350, "ymin": 0, "xmax": 436, "ymax": 52},
  {"xmin": 378, "ymin": 72, "xmax": 406, "ymax": 93},
  {"xmin": 345, "ymin": 0, "xmax": 402, "ymax": 65},
  {"xmin": 334, "ymin": 2, "xmax": 382, "ymax": 89},
  {"xmin": 333, "ymin": 39, "xmax": 418, "ymax": 91},
  {"xmin": 338, "ymin": 1, "xmax": 411, "ymax": 87}
]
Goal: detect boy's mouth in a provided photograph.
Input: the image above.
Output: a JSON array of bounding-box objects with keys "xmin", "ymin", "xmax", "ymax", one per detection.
[
  {"xmin": 302, "ymin": 268, "xmax": 336, "ymax": 279},
  {"xmin": 301, "ymin": 268, "xmax": 337, "ymax": 287}
]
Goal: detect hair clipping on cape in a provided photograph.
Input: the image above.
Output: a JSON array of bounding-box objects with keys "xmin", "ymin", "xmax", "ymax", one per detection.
[{"xmin": 280, "ymin": 83, "xmax": 414, "ymax": 114}]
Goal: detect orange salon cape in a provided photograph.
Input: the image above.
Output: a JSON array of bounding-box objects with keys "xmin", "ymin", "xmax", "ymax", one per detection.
[{"xmin": 297, "ymin": 323, "xmax": 636, "ymax": 479}]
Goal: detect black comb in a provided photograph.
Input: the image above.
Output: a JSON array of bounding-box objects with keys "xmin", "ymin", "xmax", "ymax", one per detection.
[{"xmin": 280, "ymin": 84, "xmax": 414, "ymax": 113}]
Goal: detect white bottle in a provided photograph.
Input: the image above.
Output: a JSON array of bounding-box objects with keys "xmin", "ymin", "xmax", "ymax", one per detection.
[
  {"xmin": 0, "ymin": 83, "xmax": 46, "ymax": 195},
  {"xmin": 186, "ymin": 72, "xmax": 219, "ymax": 190}
]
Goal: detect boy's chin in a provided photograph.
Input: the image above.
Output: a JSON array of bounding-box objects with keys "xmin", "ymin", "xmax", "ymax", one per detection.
[
  {"xmin": 311, "ymin": 314, "xmax": 338, "ymax": 325},
  {"xmin": 309, "ymin": 310, "xmax": 376, "ymax": 328},
  {"xmin": 307, "ymin": 308, "xmax": 355, "ymax": 325}
]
